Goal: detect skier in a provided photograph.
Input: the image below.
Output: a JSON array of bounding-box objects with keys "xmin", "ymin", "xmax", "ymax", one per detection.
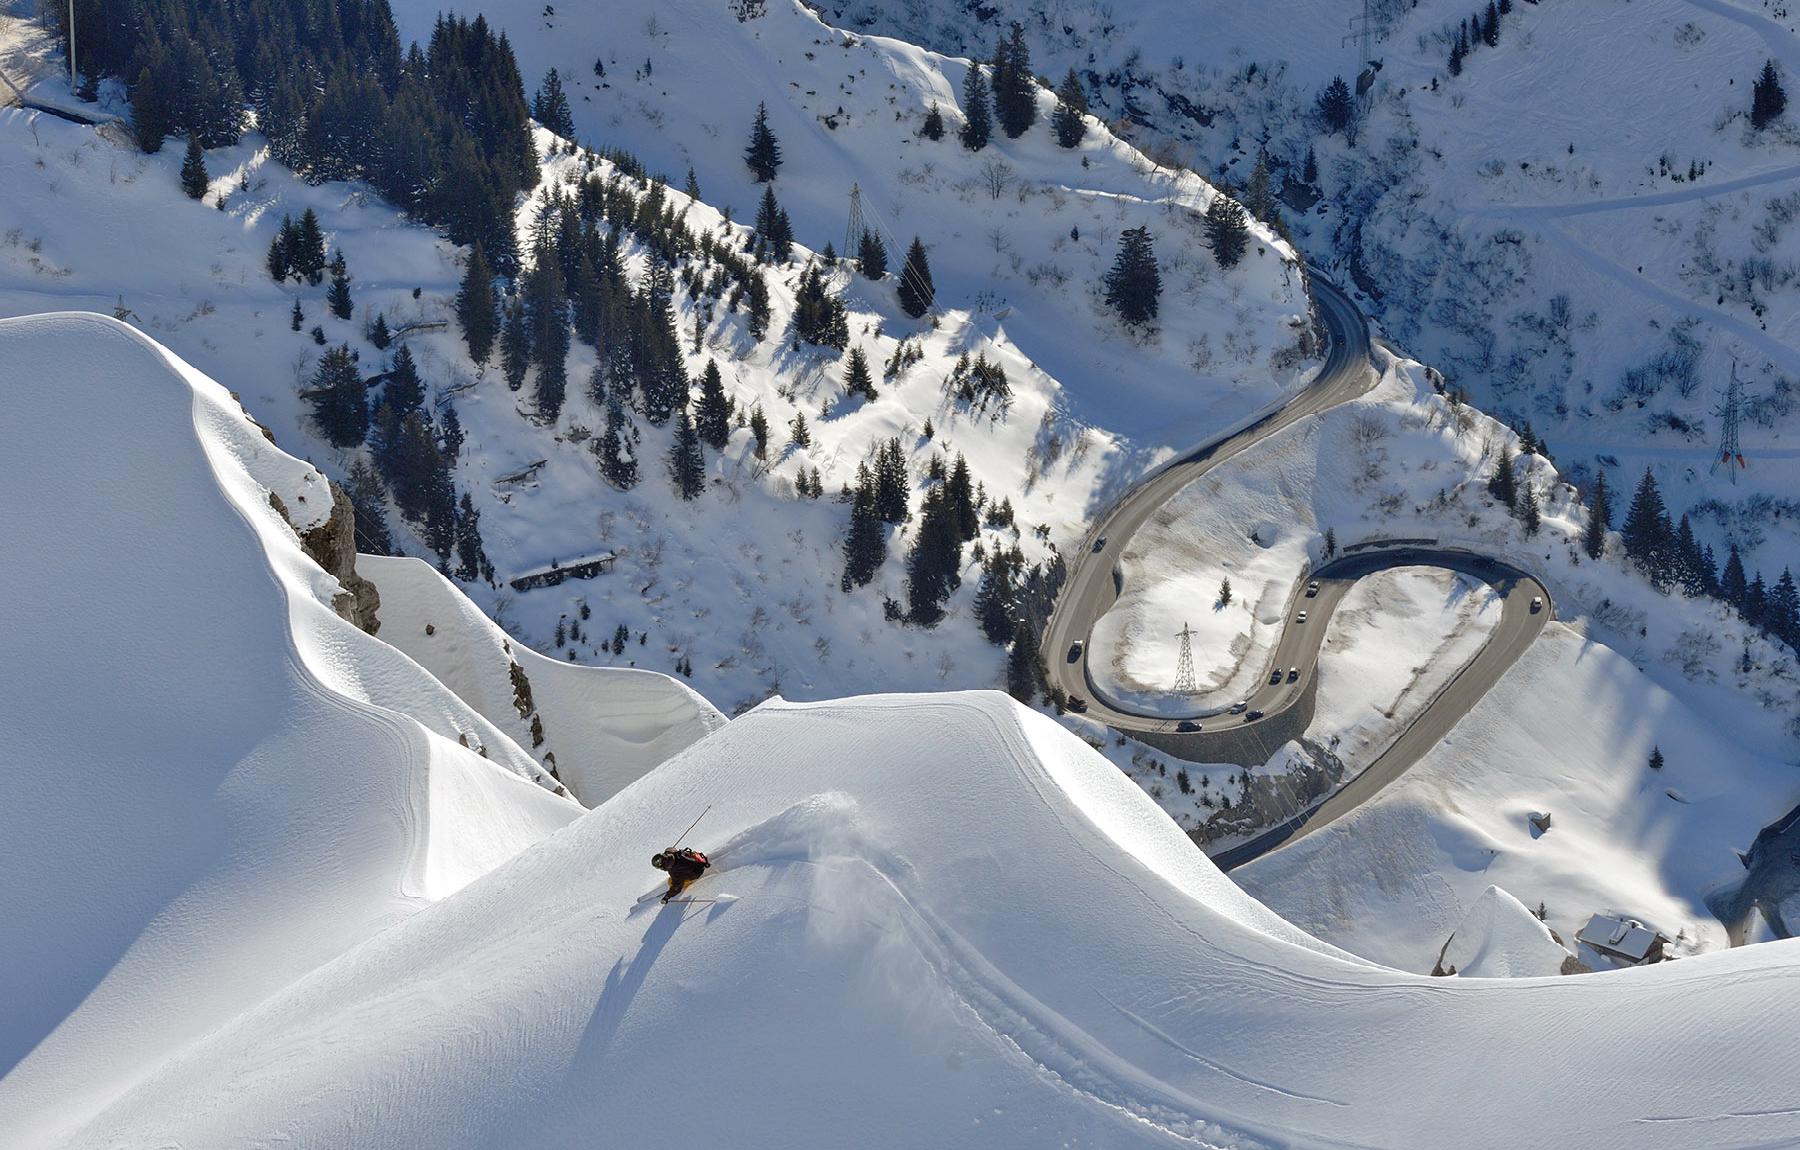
[{"xmin": 651, "ymin": 846, "xmax": 710, "ymax": 903}]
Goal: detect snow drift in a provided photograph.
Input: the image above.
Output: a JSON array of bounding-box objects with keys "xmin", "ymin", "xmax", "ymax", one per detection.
[{"xmin": 55, "ymin": 688, "xmax": 1800, "ymax": 1149}]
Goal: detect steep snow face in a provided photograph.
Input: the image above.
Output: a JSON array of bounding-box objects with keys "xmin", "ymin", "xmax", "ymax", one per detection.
[
  {"xmin": 1435, "ymin": 885, "xmax": 1575, "ymax": 978},
  {"xmin": 58, "ymin": 691, "xmax": 1800, "ymax": 1149},
  {"xmin": 363, "ymin": 555, "xmax": 726, "ymax": 806},
  {"xmin": 0, "ymin": 314, "xmax": 579, "ymax": 1145}
]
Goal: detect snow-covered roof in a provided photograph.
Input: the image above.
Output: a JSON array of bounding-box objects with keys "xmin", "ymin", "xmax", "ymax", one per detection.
[{"xmin": 1577, "ymin": 914, "xmax": 1666, "ymax": 962}]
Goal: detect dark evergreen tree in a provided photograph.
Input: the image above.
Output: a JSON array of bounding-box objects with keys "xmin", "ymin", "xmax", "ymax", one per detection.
[
  {"xmin": 327, "ymin": 251, "xmax": 354, "ymax": 320},
  {"xmin": 992, "ymin": 23, "xmax": 1037, "ymax": 139},
  {"xmin": 597, "ymin": 396, "xmax": 638, "ymax": 489},
  {"xmin": 875, "ymin": 437, "xmax": 910, "ymax": 523},
  {"xmin": 1448, "ymin": 28, "xmax": 1467, "ymax": 76},
  {"xmin": 294, "ymin": 209, "xmax": 328, "ymax": 285},
  {"xmin": 789, "ymin": 410, "xmax": 812, "ymax": 449},
  {"xmin": 1583, "ymin": 468, "xmax": 1611, "ymax": 560},
  {"xmin": 1318, "ymin": 76, "xmax": 1356, "ymax": 135},
  {"xmin": 921, "ymin": 101, "xmax": 946, "ymax": 141},
  {"xmin": 456, "ymin": 245, "xmax": 500, "ymax": 364},
  {"xmin": 306, "ymin": 344, "xmax": 367, "ymax": 447},
  {"xmin": 754, "ymin": 185, "xmax": 794, "ymax": 262},
  {"xmin": 1648, "ymin": 746, "xmax": 1664, "ymax": 771},
  {"xmin": 792, "ymin": 262, "xmax": 849, "ymax": 349},
  {"xmin": 897, "ymin": 236, "xmax": 936, "ymax": 317},
  {"xmin": 695, "ymin": 359, "xmax": 733, "ymax": 449},
  {"xmin": 501, "ymin": 297, "xmax": 531, "ymax": 391},
  {"xmin": 746, "ymin": 270, "xmax": 772, "ymax": 340},
  {"xmin": 1519, "ymin": 485, "xmax": 1541, "ymax": 536},
  {"xmin": 960, "ymin": 63, "xmax": 992, "ymax": 151},
  {"xmin": 525, "ymin": 246, "xmax": 569, "ymax": 421},
  {"xmin": 636, "ymin": 260, "xmax": 688, "ymax": 424},
  {"xmin": 290, "ymin": 297, "xmax": 304, "ymax": 331},
  {"xmin": 1752, "ymin": 59, "xmax": 1788, "ymax": 129},
  {"xmin": 386, "ymin": 345, "xmax": 426, "ymax": 416},
  {"xmin": 1482, "ymin": 0, "xmax": 1501, "ymax": 46},
  {"xmin": 1052, "ymin": 69, "xmax": 1087, "ymax": 148},
  {"xmin": 267, "ymin": 216, "xmax": 292, "ymax": 282},
  {"xmin": 1621, "ymin": 466, "xmax": 1674, "ymax": 589},
  {"xmin": 1748, "ymin": 572, "xmax": 1770, "ymax": 627},
  {"xmin": 344, "ymin": 458, "xmax": 395, "ymax": 555},
  {"xmin": 1244, "ymin": 151, "xmax": 1276, "ymax": 222},
  {"xmin": 533, "ymin": 68, "xmax": 574, "ymax": 137},
  {"xmin": 684, "ymin": 166, "xmax": 701, "ymax": 201},
  {"xmin": 1303, "ymin": 146, "xmax": 1319, "ymax": 184},
  {"xmin": 841, "ymin": 465, "xmax": 887, "ymax": 590},
  {"xmin": 1007, "ymin": 623, "xmax": 1042, "ymax": 703},
  {"xmin": 1204, "ymin": 197, "xmax": 1250, "ymax": 270},
  {"xmin": 749, "ymin": 404, "xmax": 771, "ymax": 459},
  {"xmin": 1488, "ymin": 444, "xmax": 1518, "ymax": 510},
  {"xmin": 1674, "ymin": 515, "xmax": 1713, "ymax": 598},
  {"xmin": 744, "ymin": 101, "xmax": 783, "ymax": 182},
  {"xmin": 1104, "ymin": 226, "xmax": 1163, "ymax": 324},
  {"xmin": 180, "ymin": 134, "xmax": 208, "ymax": 199},
  {"xmin": 368, "ymin": 313, "xmax": 392, "ymax": 350},
  {"xmin": 946, "ymin": 453, "xmax": 979, "ymax": 540},
  {"xmin": 906, "ymin": 484, "xmax": 964, "ymax": 625},
  {"xmin": 857, "ymin": 228, "xmax": 888, "ymax": 279},
  {"xmin": 843, "ymin": 346, "xmax": 879, "ymax": 402},
  {"xmin": 668, "ymin": 406, "xmax": 706, "ymax": 500},
  {"xmin": 454, "ymin": 491, "xmax": 491, "ymax": 583},
  {"xmin": 131, "ymin": 61, "xmax": 173, "ymax": 153},
  {"xmin": 1722, "ymin": 543, "xmax": 1749, "ymax": 610},
  {"xmin": 973, "ymin": 547, "xmax": 1016, "ymax": 643}
]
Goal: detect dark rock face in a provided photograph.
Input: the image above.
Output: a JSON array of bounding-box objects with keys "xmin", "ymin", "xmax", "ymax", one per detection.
[{"xmin": 270, "ymin": 482, "xmax": 382, "ymax": 636}]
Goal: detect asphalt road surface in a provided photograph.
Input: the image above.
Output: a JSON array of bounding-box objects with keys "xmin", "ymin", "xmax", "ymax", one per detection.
[{"xmin": 1041, "ymin": 273, "xmax": 1552, "ymax": 869}]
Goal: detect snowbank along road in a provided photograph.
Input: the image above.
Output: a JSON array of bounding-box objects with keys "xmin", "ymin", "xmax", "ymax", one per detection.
[{"xmin": 1043, "ymin": 275, "xmax": 1551, "ymax": 866}]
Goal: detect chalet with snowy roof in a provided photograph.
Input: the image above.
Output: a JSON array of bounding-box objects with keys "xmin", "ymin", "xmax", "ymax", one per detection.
[
  {"xmin": 506, "ymin": 550, "xmax": 616, "ymax": 592},
  {"xmin": 1575, "ymin": 914, "xmax": 1669, "ymax": 966}
]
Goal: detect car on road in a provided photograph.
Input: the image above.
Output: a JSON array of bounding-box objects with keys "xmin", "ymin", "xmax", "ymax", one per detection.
[
  {"xmin": 1296, "ymin": 610, "xmax": 1308, "ymax": 623},
  {"xmin": 1245, "ymin": 709, "xmax": 1264, "ymax": 722},
  {"xmin": 1306, "ymin": 581, "xmax": 1320, "ymax": 597},
  {"xmin": 1092, "ymin": 536, "xmax": 1107, "ymax": 553},
  {"xmin": 1269, "ymin": 668, "xmax": 1283, "ymax": 685},
  {"xmin": 1531, "ymin": 596, "xmax": 1543, "ymax": 613},
  {"xmin": 1175, "ymin": 720, "xmax": 1201, "ymax": 733},
  {"xmin": 1287, "ymin": 667, "xmax": 1300, "ymax": 683},
  {"xmin": 1230, "ymin": 700, "xmax": 1248, "ymax": 714},
  {"xmin": 1067, "ymin": 694, "xmax": 1088, "ymax": 713},
  {"xmin": 1067, "ymin": 640, "xmax": 1083, "ymax": 663}
]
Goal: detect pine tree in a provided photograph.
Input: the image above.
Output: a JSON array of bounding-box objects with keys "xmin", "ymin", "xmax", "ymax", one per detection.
[
  {"xmin": 857, "ymin": 228, "xmax": 888, "ymax": 279},
  {"xmin": 1204, "ymin": 196, "xmax": 1250, "ymax": 270},
  {"xmin": 1773, "ymin": 568, "xmax": 1800, "ymax": 649},
  {"xmin": 637, "ymin": 260, "xmax": 688, "ymax": 425},
  {"xmin": 1317, "ymin": 76, "xmax": 1356, "ymax": 136},
  {"xmin": 386, "ymin": 344, "xmax": 426, "ymax": 416},
  {"xmin": 597, "ymin": 396, "xmax": 638, "ymax": 489},
  {"xmin": 946, "ymin": 453, "xmax": 979, "ymax": 540},
  {"xmin": 501, "ymin": 297, "xmax": 531, "ymax": 390},
  {"xmin": 668, "ymin": 406, "xmax": 706, "ymax": 500},
  {"xmin": 841, "ymin": 465, "xmax": 887, "ymax": 589},
  {"xmin": 456, "ymin": 244, "xmax": 499, "ymax": 364},
  {"xmin": 973, "ymin": 547, "xmax": 1016, "ymax": 643},
  {"xmin": 1648, "ymin": 746, "xmax": 1664, "ymax": 771},
  {"xmin": 992, "ymin": 23, "xmax": 1037, "ymax": 139},
  {"xmin": 1448, "ymin": 28, "xmax": 1467, "ymax": 76},
  {"xmin": 746, "ymin": 271, "xmax": 772, "ymax": 340},
  {"xmin": 1007, "ymin": 623, "xmax": 1042, "ymax": 703},
  {"xmin": 1722, "ymin": 543, "xmax": 1749, "ymax": 610},
  {"xmin": 131, "ymin": 62, "xmax": 172, "ymax": 153},
  {"xmin": 907, "ymin": 485, "xmax": 964, "ymax": 625},
  {"xmin": 844, "ymin": 346, "xmax": 878, "ymax": 401},
  {"xmin": 921, "ymin": 102, "xmax": 946, "ymax": 141},
  {"xmin": 1052, "ymin": 69, "xmax": 1087, "ymax": 148},
  {"xmin": 789, "ymin": 410, "xmax": 812, "ymax": 449},
  {"xmin": 1488, "ymin": 444, "xmax": 1518, "ymax": 509},
  {"xmin": 1104, "ymin": 226, "xmax": 1163, "ymax": 324},
  {"xmin": 755, "ymin": 185, "xmax": 793, "ymax": 262},
  {"xmin": 745, "ymin": 101, "xmax": 783, "ymax": 182},
  {"xmin": 1519, "ymin": 485, "xmax": 1541, "ymax": 536},
  {"xmin": 747, "ymin": 404, "xmax": 770, "ymax": 459},
  {"xmin": 290, "ymin": 298, "xmax": 304, "ymax": 331},
  {"xmin": 1482, "ymin": 0, "xmax": 1501, "ymax": 46},
  {"xmin": 1583, "ymin": 468, "xmax": 1611, "ymax": 560},
  {"xmin": 526, "ymin": 246, "xmax": 569, "ymax": 422},
  {"xmin": 533, "ymin": 68, "xmax": 574, "ymax": 137},
  {"xmin": 327, "ymin": 251, "xmax": 354, "ymax": 320},
  {"xmin": 1219, "ymin": 576, "xmax": 1232, "ymax": 606},
  {"xmin": 368, "ymin": 313, "xmax": 392, "ymax": 350},
  {"xmin": 792, "ymin": 262, "xmax": 850, "ymax": 348},
  {"xmin": 454, "ymin": 491, "xmax": 492, "ymax": 583},
  {"xmin": 1674, "ymin": 515, "xmax": 1712, "ymax": 597},
  {"xmin": 1621, "ymin": 466, "xmax": 1673, "ymax": 589},
  {"xmin": 268, "ymin": 217, "xmax": 292, "ymax": 282},
  {"xmin": 684, "ymin": 166, "xmax": 701, "ymax": 200},
  {"xmin": 1245, "ymin": 151, "xmax": 1276, "ymax": 222},
  {"xmin": 1752, "ymin": 60, "xmax": 1788, "ymax": 130},
  {"xmin": 695, "ymin": 360, "xmax": 733, "ymax": 449},
  {"xmin": 180, "ymin": 135, "xmax": 208, "ymax": 199},
  {"xmin": 1323, "ymin": 526, "xmax": 1337, "ymax": 558},
  {"xmin": 960, "ymin": 63, "xmax": 992, "ymax": 151},
  {"xmin": 294, "ymin": 209, "xmax": 327, "ymax": 285},
  {"xmin": 306, "ymin": 344, "xmax": 367, "ymax": 447},
  {"xmin": 344, "ymin": 458, "xmax": 395, "ymax": 555},
  {"xmin": 898, "ymin": 237, "xmax": 936, "ymax": 318},
  {"xmin": 875, "ymin": 437, "xmax": 910, "ymax": 523}
]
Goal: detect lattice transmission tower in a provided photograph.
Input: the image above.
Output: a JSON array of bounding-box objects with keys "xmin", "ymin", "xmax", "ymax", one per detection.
[
  {"xmin": 1172, "ymin": 622, "xmax": 1198, "ymax": 694},
  {"xmin": 1711, "ymin": 359, "xmax": 1748, "ymax": 483}
]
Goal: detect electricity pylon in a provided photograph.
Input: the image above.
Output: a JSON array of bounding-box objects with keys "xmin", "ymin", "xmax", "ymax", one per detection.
[
  {"xmin": 1711, "ymin": 359, "xmax": 1747, "ymax": 483},
  {"xmin": 1173, "ymin": 622, "xmax": 1198, "ymax": 694}
]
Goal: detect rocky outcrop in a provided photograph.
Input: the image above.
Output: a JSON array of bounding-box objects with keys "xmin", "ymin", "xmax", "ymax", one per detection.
[{"xmin": 270, "ymin": 481, "xmax": 381, "ymax": 636}]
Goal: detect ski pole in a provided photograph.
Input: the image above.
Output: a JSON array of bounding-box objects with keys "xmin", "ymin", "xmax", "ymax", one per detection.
[{"xmin": 671, "ymin": 804, "xmax": 712, "ymax": 849}]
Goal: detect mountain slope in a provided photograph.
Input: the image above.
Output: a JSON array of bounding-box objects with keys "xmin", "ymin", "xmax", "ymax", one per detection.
[{"xmin": 56, "ymin": 689, "xmax": 1800, "ymax": 1149}]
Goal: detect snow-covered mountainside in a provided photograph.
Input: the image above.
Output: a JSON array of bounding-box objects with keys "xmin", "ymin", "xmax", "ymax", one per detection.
[
  {"xmin": 47, "ymin": 688, "xmax": 1800, "ymax": 1149},
  {"xmin": 0, "ymin": 312, "xmax": 694, "ymax": 1141},
  {"xmin": 829, "ymin": 0, "xmax": 1800, "ymax": 573}
]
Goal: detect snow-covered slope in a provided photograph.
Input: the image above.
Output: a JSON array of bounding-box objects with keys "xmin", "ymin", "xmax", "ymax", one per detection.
[
  {"xmin": 1434, "ymin": 885, "xmax": 1576, "ymax": 978},
  {"xmin": 55, "ymin": 690, "xmax": 1800, "ymax": 1149},
  {"xmin": 363, "ymin": 554, "xmax": 726, "ymax": 806},
  {"xmin": 0, "ymin": 313, "xmax": 580, "ymax": 1143}
]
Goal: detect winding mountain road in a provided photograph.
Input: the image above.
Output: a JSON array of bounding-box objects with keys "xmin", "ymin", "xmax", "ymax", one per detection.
[{"xmin": 1043, "ymin": 274, "xmax": 1551, "ymax": 869}]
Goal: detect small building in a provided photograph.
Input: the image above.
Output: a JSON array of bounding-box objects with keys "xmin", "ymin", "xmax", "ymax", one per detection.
[
  {"xmin": 1575, "ymin": 913, "xmax": 1669, "ymax": 966},
  {"xmin": 507, "ymin": 550, "xmax": 616, "ymax": 592}
]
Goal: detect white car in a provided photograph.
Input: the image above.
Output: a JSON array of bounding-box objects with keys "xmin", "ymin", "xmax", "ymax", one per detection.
[
  {"xmin": 1296, "ymin": 610, "xmax": 1308, "ymax": 623},
  {"xmin": 1531, "ymin": 596, "xmax": 1544, "ymax": 613},
  {"xmin": 1230, "ymin": 700, "xmax": 1248, "ymax": 714},
  {"xmin": 1306, "ymin": 580, "xmax": 1320, "ymax": 597}
]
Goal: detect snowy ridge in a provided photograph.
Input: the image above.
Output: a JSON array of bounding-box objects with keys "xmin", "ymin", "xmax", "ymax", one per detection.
[
  {"xmin": 0, "ymin": 313, "xmax": 582, "ymax": 1143},
  {"xmin": 48, "ymin": 687, "xmax": 1800, "ymax": 1148},
  {"xmin": 363, "ymin": 554, "xmax": 726, "ymax": 805}
]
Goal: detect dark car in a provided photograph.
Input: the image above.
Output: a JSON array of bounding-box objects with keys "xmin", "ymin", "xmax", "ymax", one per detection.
[
  {"xmin": 1092, "ymin": 536, "xmax": 1107, "ymax": 553},
  {"xmin": 1067, "ymin": 694, "xmax": 1089, "ymax": 713},
  {"xmin": 1270, "ymin": 669, "xmax": 1283, "ymax": 685},
  {"xmin": 1245, "ymin": 709, "xmax": 1264, "ymax": 722},
  {"xmin": 1287, "ymin": 667, "xmax": 1300, "ymax": 683},
  {"xmin": 1176, "ymin": 720, "xmax": 1201, "ymax": 733},
  {"xmin": 1067, "ymin": 640, "xmax": 1083, "ymax": 663}
]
